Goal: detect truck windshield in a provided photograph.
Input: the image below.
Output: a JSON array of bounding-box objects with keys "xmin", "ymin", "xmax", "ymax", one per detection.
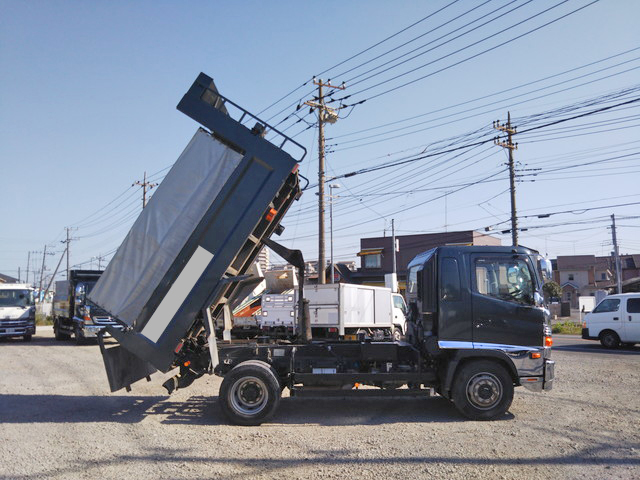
[{"xmin": 0, "ymin": 289, "xmax": 34, "ymax": 307}]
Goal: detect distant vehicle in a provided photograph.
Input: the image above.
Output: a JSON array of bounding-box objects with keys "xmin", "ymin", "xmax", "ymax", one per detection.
[
  {"xmin": 52, "ymin": 270, "xmax": 123, "ymax": 344},
  {"xmin": 0, "ymin": 283, "xmax": 35, "ymax": 341},
  {"xmin": 582, "ymin": 293, "xmax": 640, "ymax": 348}
]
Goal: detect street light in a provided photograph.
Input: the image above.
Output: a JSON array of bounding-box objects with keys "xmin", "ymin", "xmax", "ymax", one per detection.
[{"xmin": 329, "ymin": 183, "xmax": 341, "ymax": 283}]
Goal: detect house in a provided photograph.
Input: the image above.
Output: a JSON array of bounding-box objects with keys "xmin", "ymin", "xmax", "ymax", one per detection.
[
  {"xmin": 353, "ymin": 230, "xmax": 501, "ymax": 293},
  {"xmin": 0, "ymin": 273, "xmax": 20, "ymax": 284},
  {"xmin": 553, "ymin": 254, "xmax": 640, "ymax": 308}
]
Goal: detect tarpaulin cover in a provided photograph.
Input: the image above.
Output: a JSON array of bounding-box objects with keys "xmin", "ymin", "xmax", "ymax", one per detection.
[{"xmin": 88, "ymin": 129, "xmax": 243, "ymax": 327}]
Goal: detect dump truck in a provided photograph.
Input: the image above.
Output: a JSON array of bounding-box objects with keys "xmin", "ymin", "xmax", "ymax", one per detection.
[
  {"xmin": 88, "ymin": 73, "xmax": 554, "ymax": 425},
  {"xmin": 52, "ymin": 270, "xmax": 123, "ymax": 344}
]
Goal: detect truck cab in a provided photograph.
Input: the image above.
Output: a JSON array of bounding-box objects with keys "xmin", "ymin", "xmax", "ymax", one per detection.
[
  {"xmin": 53, "ymin": 270, "xmax": 122, "ymax": 344},
  {"xmin": 0, "ymin": 283, "xmax": 36, "ymax": 341}
]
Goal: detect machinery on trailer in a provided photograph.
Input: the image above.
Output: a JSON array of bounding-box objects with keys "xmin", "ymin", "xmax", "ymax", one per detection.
[
  {"xmin": 259, "ymin": 283, "xmax": 408, "ymax": 340},
  {"xmin": 89, "ymin": 73, "xmax": 554, "ymax": 425}
]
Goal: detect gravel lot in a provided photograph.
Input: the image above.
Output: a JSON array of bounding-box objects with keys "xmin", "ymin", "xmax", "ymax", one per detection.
[{"xmin": 1, "ymin": 327, "xmax": 639, "ymax": 480}]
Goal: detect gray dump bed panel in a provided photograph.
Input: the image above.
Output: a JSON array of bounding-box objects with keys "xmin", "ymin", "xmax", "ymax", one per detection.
[{"xmin": 88, "ymin": 73, "xmax": 305, "ymax": 389}]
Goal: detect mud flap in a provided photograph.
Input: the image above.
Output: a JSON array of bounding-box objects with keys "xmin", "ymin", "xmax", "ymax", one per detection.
[{"xmin": 98, "ymin": 331, "xmax": 157, "ymax": 392}]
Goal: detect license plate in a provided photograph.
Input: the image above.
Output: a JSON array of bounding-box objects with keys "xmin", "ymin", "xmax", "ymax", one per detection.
[{"xmin": 6, "ymin": 328, "xmax": 17, "ymax": 334}]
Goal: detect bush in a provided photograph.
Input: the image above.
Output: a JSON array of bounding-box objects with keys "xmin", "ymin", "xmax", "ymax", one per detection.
[
  {"xmin": 552, "ymin": 321, "xmax": 582, "ymax": 335},
  {"xmin": 543, "ymin": 281, "xmax": 562, "ymax": 301},
  {"xmin": 36, "ymin": 314, "xmax": 53, "ymax": 326}
]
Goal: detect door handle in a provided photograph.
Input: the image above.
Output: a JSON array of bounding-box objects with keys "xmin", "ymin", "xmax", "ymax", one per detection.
[
  {"xmin": 613, "ymin": 317, "xmax": 619, "ymax": 321},
  {"xmin": 630, "ymin": 316, "xmax": 633, "ymax": 321}
]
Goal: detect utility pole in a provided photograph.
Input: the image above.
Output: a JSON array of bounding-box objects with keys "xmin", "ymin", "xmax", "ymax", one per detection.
[
  {"xmin": 133, "ymin": 171, "xmax": 158, "ymax": 209},
  {"xmin": 43, "ymin": 245, "xmax": 68, "ymax": 300},
  {"xmin": 329, "ymin": 184, "xmax": 340, "ymax": 283},
  {"xmin": 611, "ymin": 214, "xmax": 623, "ymax": 294},
  {"xmin": 38, "ymin": 246, "xmax": 54, "ymax": 296},
  {"xmin": 391, "ymin": 218, "xmax": 397, "ymax": 275},
  {"xmin": 26, "ymin": 251, "xmax": 31, "ymax": 283},
  {"xmin": 304, "ymin": 78, "xmax": 345, "ymax": 284},
  {"xmin": 61, "ymin": 227, "xmax": 77, "ymax": 280},
  {"xmin": 494, "ymin": 112, "xmax": 519, "ymax": 246}
]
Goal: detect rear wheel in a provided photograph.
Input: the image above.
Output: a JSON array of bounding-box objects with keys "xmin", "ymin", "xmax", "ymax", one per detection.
[
  {"xmin": 452, "ymin": 360, "xmax": 513, "ymax": 421},
  {"xmin": 219, "ymin": 361, "xmax": 281, "ymax": 426},
  {"xmin": 600, "ymin": 331, "xmax": 620, "ymax": 349},
  {"xmin": 53, "ymin": 319, "xmax": 70, "ymax": 341}
]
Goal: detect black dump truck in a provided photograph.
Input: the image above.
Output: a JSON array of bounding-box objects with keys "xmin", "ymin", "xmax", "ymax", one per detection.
[
  {"xmin": 52, "ymin": 270, "xmax": 122, "ymax": 344},
  {"xmin": 88, "ymin": 73, "xmax": 554, "ymax": 425}
]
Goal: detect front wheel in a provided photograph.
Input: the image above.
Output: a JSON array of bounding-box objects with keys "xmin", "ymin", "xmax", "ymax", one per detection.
[
  {"xmin": 452, "ymin": 360, "xmax": 514, "ymax": 421},
  {"xmin": 23, "ymin": 335, "xmax": 32, "ymax": 342},
  {"xmin": 218, "ymin": 361, "xmax": 281, "ymax": 426},
  {"xmin": 600, "ymin": 331, "xmax": 620, "ymax": 349}
]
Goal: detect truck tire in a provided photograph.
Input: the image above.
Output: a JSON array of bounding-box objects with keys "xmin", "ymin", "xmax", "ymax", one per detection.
[
  {"xmin": 452, "ymin": 360, "xmax": 513, "ymax": 421},
  {"xmin": 218, "ymin": 361, "xmax": 282, "ymax": 426},
  {"xmin": 74, "ymin": 325, "xmax": 86, "ymax": 346},
  {"xmin": 600, "ymin": 330, "xmax": 620, "ymax": 349},
  {"xmin": 23, "ymin": 335, "xmax": 32, "ymax": 342},
  {"xmin": 54, "ymin": 319, "xmax": 70, "ymax": 341},
  {"xmin": 392, "ymin": 327, "xmax": 403, "ymax": 342}
]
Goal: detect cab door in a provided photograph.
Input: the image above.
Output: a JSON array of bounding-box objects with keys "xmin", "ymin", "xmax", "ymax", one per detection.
[
  {"xmin": 622, "ymin": 296, "xmax": 640, "ymax": 342},
  {"xmin": 471, "ymin": 254, "xmax": 544, "ymax": 347}
]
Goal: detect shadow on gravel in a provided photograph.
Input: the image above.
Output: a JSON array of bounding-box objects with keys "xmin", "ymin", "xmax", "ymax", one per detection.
[
  {"xmin": 0, "ymin": 393, "xmax": 514, "ymax": 426},
  {"xmin": 13, "ymin": 443, "xmax": 640, "ymax": 480}
]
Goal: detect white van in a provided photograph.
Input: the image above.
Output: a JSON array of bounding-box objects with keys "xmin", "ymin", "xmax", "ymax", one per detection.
[{"xmin": 582, "ymin": 293, "xmax": 640, "ymax": 348}]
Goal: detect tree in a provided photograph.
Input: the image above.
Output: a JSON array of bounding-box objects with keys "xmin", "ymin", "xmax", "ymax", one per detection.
[{"xmin": 542, "ymin": 281, "xmax": 562, "ymax": 301}]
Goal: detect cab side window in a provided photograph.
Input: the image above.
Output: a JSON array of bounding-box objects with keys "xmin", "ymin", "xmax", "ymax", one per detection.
[
  {"xmin": 441, "ymin": 257, "xmax": 460, "ymax": 301},
  {"xmin": 474, "ymin": 257, "xmax": 534, "ymax": 305},
  {"xmin": 592, "ymin": 298, "xmax": 620, "ymax": 313}
]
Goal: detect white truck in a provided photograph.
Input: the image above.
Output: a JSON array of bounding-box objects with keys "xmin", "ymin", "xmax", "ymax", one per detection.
[
  {"xmin": 0, "ymin": 283, "xmax": 36, "ymax": 341},
  {"xmin": 259, "ymin": 283, "xmax": 408, "ymax": 340}
]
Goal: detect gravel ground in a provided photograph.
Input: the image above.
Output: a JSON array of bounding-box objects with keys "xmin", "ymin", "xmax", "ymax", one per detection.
[{"xmin": 1, "ymin": 327, "xmax": 639, "ymax": 480}]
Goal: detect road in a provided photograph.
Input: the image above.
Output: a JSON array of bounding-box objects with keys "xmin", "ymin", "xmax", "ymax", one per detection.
[{"xmin": 0, "ymin": 327, "xmax": 639, "ymax": 480}]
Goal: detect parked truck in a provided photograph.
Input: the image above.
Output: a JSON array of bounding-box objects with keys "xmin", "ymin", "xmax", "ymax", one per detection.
[
  {"xmin": 52, "ymin": 270, "xmax": 123, "ymax": 344},
  {"xmin": 0, "ymin": 283, "xmax": 35, "ymax": 341},
  {"xmin": 88, "ymin": 73, "xmax": 554, "ymax": 425},
  {"xmin": 259, "ymin": 284, "xmax": 407, "ymax": 341}
]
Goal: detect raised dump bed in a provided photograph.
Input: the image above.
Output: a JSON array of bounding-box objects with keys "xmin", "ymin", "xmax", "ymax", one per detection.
[{"xmin": 88, "ymin": 73, "xmax": 306, "ymax": 391}]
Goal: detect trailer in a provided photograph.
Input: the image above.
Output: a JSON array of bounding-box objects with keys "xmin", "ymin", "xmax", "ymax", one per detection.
[
  {"xmin": 89, "ymin": 73, "xmax": 554, "ymax": 425},
  {"xmin": 259, "ymin": 284, "xmax": 408, "ymax": 340}
]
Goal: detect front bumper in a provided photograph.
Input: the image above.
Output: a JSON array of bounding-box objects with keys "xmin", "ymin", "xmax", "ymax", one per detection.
[
  {"xmin": 519, "ymin": 358, "xmax": 555, "ymax": 392},
  {"xmin": 582, "ymin": 328, "xmax": 598, "ymax": 340},
  {"xmin": 0, "ymin": 321, "xmax": 36, "ymax": 337},
  {"xmin": 82, "ymin": 324, "xmax": 124, "ymax": 338}
]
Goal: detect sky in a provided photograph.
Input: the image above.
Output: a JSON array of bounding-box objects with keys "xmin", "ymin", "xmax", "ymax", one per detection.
[{"xmin": 1, "ymin": 0, "xmax": 639, "ymax": 284}]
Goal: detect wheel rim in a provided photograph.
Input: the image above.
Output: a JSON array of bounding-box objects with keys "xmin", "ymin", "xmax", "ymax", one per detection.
[
  {"xmin": 603, "ymin": 333, "xmax": 616, "ymax": 347},
  {"xmin": 466, "ymin": 372, "xmax": 503, "ymax": 410},
  {"xmin": 228, "ymin": 376, "xmax": 268, "ymax": 416}
]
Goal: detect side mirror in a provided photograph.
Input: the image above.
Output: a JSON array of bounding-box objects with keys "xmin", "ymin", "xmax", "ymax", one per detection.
[{"xmin": 534, "ymin": 292, "xmax": 545, "ymax": 307}]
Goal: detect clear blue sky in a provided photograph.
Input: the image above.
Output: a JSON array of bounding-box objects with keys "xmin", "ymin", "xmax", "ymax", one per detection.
[{"xmin": 1, "ymin": 0, "xmax": 639, "ymax": 283}]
